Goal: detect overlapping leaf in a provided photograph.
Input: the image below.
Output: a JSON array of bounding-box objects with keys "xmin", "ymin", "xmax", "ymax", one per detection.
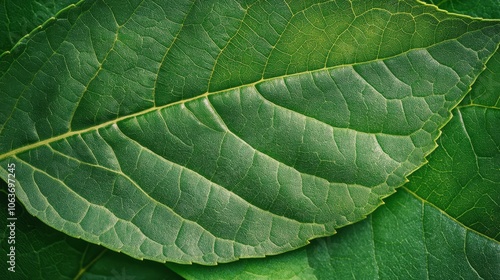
[
  {"xmin": 423, "ymin": 0, "xmax": 500, "ymax": 19},
  {"xmin": 1, "ymin": 0, "xmax": 500, "ymax": 265},
  {"xmin": 170, "ymin": 190, "xmax": 500, "ymax": 279},
  {"xmin": 168, "ymin": 1, "xmax": 500, "ymax": 277}
]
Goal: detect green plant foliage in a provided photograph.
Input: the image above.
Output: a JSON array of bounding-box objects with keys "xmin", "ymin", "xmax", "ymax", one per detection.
[
  {"xmin": 407, "ymin": 107, "xmax": 500, "ymax": 241},
  {"xmin": 0, "ymin": 0, "xmax": 80, "ymax": 53},
  {"xmin": 0, "ymin": 0, "xmax": 499, "ymax": 278},
  {"xmin": 0, "ymin": 180, "xmax": 182, "ymax": 279},
  {"xmin": 169, "ymin": 37, "xmax": 500, "ymax": 279},
  {"xmin": 169, "ymin": 191, "xmax": 500, "ymax": 279},
  {"xmin": 423, "ymin": 0, "xmax": 500, "ymax": 19}
]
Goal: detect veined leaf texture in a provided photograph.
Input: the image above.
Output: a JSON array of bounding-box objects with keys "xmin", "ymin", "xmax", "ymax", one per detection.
[{"xmin": 1, "ymin": 0, "xmax": 499, "ymax": 264}]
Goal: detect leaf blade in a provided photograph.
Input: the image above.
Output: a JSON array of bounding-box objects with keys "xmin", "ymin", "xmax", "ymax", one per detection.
[
  {"xmin": 1, "ymin": 0, "xmax": 500, "ymax": 264},
  {"xmin": 168, "ymin": 11, "xmax": 500, "ymax": 273},
  {"xmin": 0, "ymin": 0, "xmax": 81, "ymax": 53},
  {"xmin": 169, "ymin": 189, "xmax": 500, "ymax": 279},
  {"xmin": 0, "ymin": 180, "xmax": 182, "ymax": 280}
]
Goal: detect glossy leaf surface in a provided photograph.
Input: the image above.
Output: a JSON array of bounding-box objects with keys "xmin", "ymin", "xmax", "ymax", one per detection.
[{"xmin": 1, "ymin": 0, "xmax": 500, "ymax": 265}]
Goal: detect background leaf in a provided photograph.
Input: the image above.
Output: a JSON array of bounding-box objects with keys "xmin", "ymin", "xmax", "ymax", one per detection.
[
  {"xmin": 460, "ymin": 49, "xmax": 500, "ymax": 108},
  {"xmin": 1, "ymin": 0, "xmax": 500, "ymax": 266},
  {"xmin": 169, "ymin": 190, "xmax": 500, "ymax": 279},
  {"xmin": 406, "ymin": 106, "xmax": 500, "ymax": 241},
  {"xmin": 421, "ymin": 0, "xmax": 500, "ymax": 243},
  {"xmin": 422, "ymin": 0, "xmax": 500, "ymax": 19}
]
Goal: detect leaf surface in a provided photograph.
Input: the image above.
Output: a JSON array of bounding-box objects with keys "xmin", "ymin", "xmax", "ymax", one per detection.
[
  {"xmin": 0, "ymin": 181, "xmax": 181, "ymax": 280},
  {"xmin": 0, "ymin": 0, "xmax": 80, "ymax": 53},
  {"xmin": 407, "ymin": 107, "xmax": 500, "ymax": 240},
  {"xmin": 1, "ymin": 0, "xmax": 499, "ymax": 264},
  {"xmin": 168, "ymin": 2, "xmax": 500, "ymax": 275},
  {"xmin": 413, "ymin": 0, "xmax": 500, "ymax": 242},
  {"xmin": 423, "ymin": 0, "xmax": 500, "ymax": 19},
  {"xmin": 169, "ymin": 189, "xmax": 500, "ymax": 279},
  {"xmin": 169, "ymin": 95, "xmax": 500, "ymax": 277}
]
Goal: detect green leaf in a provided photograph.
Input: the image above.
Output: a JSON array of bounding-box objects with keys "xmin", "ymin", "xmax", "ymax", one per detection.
[
  {"xmin": 406, "ymin": 107, "xmax": 500, "ymax": 240},
  {"xmin": 0, "ymin": 0, "xmax": 80, "ymax": 53},
  {"xmin": 169, "ymin": 100, "xmax": 500, "ymax": 277},
  {"xmin": 422, "ymin": 0, "xmax": 500, "ymax": 19},
  {"xmin": 415, "ymin": 0, "xmax": 500, "ymax": 240},
  {"xmin": 168, "ymin": 3, "xmax": 500, "ymax": 275},
  {"xmin": 1, "ymin": 182, "xmax": 103, "ymax": 279},
  {"xmin": 169, "ymin": 190, "xmax": 500, "ymax": 279},
  {"xmin": 460, "ymin": 49, "xmax": 500, "ymax": 108},
  {"xmin": 80, "ymin": 251, "xmax": 184, "ymax": 280},
  {"xmin": 0, "ymin": 179, "xmax": 182, "ymax": 279},
  {"xmin": 1, "ymin": 0, "xmax": 499, "ymax": 265}
]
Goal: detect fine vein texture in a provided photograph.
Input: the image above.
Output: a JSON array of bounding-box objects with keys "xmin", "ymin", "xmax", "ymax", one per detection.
[
  {"xmin": 1, "ymin": 175, "xmax": 104, "ymax": 280},
  {"xmin": 406, "ymin": 54, "xmax": 500, "ymax": 241},
  {"xmin": 413, "ymin": 0, "xmax": 500, "ymax": 242},
  {"xmin": 0, "ymin": 180, "xmax": 182, "ymax": 279},
  {"xmin": 169, "ymin": 2, "xmax": 500, "ymax": 275},
  {"xmin": 80, "ymin": 251, "xmax": 184, "ymax": 280},
  {"xmin": 460, "ymin": 49, "xmax": 500, "ymax": 108},
  {"xmin": 423, "ymin": 0, "xmax": 500, "ymax": 19},
  {"xmin": 0, "ymin": 0, "xmax": 81, "ymax": 53},
  {"xmin": 1, "ymin": 0, "xmax": 500, "ymax": 264},
  {"xmin": 168, "ymin": 190, "xmax": 500, "ymax": 280},
  {"xmin": 409, "ymin": 110, "xmax": 500, "ymax": 239},
  {"xmin": 169, "ymin": 65, "xmax": 500, "ymax": 276}
]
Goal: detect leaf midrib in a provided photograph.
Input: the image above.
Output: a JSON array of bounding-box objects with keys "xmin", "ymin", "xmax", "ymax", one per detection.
[{"xmin": 0, "ymin": 31, "xmax": 489, "ymax": 162}]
